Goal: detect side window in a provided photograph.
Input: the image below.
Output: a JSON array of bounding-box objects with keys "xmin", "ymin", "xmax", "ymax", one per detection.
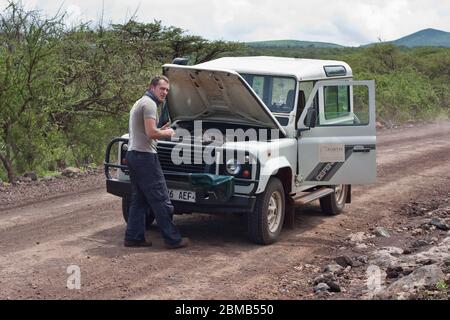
[
  {"xmin": 323, "ymin": 86, "xmax": 350, "ymax": 120},
  {"xmin": 318, "ymin": 84, "xmax": 370, "ymax": 126},
  {"xmin": 352, "ymin": 85, "xmax": 370, "ymax": 125}
]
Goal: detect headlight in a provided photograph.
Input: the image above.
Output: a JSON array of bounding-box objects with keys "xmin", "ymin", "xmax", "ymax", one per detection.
[
  {"xmin": 120, "ymin": 143, "xmax": 128, "ymax": 167},
  {"xmin": 226, "ymin": 159, "xmax": 241, "ymax": 175}
]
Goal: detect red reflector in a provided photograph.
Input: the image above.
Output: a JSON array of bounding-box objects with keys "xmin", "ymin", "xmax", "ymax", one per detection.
[
  {"xmin": 122, "ymin": 159, "xmax": 128, "ymax": 165},
  {"xmin": 242, "ymin": 170, "xmax": 250, "ymax": 178}
]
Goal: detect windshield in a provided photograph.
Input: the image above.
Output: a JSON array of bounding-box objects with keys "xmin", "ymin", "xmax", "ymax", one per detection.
[{"xmin": 240, "ymin": 74, "xmax": 297, "ymax": 114}]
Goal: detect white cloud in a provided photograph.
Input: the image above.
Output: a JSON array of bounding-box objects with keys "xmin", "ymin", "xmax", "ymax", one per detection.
[
  {"xmin": 1, "ymin": 0, "xmax": 449, "ymax": 46},
  {"xmin": 64, "ymin": 5, "xmax": 82, "ymax": 27}
]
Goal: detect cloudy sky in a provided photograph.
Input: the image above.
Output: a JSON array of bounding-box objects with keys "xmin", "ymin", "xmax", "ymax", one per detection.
[{"xmin": 2, "ymin": 0, "xmax": 449, "ymax": 46}]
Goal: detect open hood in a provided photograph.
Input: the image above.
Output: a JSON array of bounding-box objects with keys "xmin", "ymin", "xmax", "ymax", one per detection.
[{"xmin": 162, "ymin": 64, "xmax": 286, "ymax": 136}]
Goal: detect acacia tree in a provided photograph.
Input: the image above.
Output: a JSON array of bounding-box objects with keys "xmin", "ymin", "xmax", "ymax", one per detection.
[
  {"xmin": 49, "ymin": 20, "xmax": 243, "ymax": 168},
  {"xmin": 0, "ymin": 2, "xmax": 243, "ymax": 182},
  {"xmin": 0, "ymin": 1, "xmax": 64, "ymax": 183}
]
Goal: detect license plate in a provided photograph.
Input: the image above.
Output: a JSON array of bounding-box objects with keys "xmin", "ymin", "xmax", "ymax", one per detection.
[{"xmin": 169, "ymin": 189, "xmax": 196, "ymax": 203}]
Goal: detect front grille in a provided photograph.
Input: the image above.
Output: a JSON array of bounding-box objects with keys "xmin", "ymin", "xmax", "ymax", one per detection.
[{"xmin": 157, "ymin": 142, "xmax": 214, "ymax": 174}]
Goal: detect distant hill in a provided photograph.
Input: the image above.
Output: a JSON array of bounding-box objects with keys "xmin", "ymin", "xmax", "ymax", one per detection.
[
  {"xmin": 246, "ymin": 29, "xmax": 450, "ymax": 49},
  {"xmin": 392, "ymin": 28, "xmax": 450, "ymax": 47},
  {"xmin": 246, "ymin": 40, "xmax": 344, "ymax": 49}
]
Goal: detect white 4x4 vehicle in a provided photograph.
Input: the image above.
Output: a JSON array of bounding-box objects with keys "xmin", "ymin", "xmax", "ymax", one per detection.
[{"xmin": 105, "ymin": 56, "xmax": 376, "ymax": 245}]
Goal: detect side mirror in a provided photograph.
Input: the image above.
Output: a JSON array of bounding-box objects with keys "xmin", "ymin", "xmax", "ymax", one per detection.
[
  {"xmin": 297, "ymin": 107, "xmax": 317, "ymax": 136},
  {"xmin": 304, "ymin": 107, "xmax": 317, "ymax": 129}
]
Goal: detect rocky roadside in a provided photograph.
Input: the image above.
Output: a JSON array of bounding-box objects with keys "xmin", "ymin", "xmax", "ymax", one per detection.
[
  {"xmin": 0, "ymin": 167, "xmax": 106, "ymax": 210},
  {"xmin": 277, "ymin": 191, "xmax": 450, "ymax": 300}
]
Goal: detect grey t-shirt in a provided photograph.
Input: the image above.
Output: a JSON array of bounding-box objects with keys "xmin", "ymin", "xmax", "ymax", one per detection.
[{"xmin": 128, "ymin": 95, "xmax": 159, "ymax": 153}]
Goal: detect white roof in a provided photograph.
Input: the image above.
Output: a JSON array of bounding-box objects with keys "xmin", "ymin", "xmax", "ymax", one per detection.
[{"xmin": 195, "ymin": 56, "xmax": 352, "ymax": 81}]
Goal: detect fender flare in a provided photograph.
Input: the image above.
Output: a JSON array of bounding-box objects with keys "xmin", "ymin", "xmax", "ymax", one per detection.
[{"xmin": 256, "ymin": 157, "xmax": 292, "ymax": 194}]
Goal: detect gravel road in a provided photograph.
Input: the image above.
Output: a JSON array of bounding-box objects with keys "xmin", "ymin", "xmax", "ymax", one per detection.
[{"xmin": 1, "ymin": 121, "xmax": 449, "ymax": 300}]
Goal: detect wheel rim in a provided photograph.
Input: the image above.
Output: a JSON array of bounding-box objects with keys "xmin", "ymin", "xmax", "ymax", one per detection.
[
  {"xmin": 335, "ymin": 184, "xmax": 346, "ymax": 206},
  {"xmin": 267, "ymin": 190, "xmax": 283, "ymax": 233}
]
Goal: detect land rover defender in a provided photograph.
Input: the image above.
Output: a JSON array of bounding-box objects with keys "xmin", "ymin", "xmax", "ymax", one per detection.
[{"xmin": 105, "ymin": 56, "xmax": 376, "ymax": 244}]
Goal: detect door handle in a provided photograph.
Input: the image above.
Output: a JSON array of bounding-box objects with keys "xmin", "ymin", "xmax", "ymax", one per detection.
[{"xmin": 353, "ymin": 145, "xmax": 371, "ymax": 153}]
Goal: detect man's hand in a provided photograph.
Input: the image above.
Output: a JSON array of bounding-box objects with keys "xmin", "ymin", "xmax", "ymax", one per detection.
[
  {"xmin": 163, "ymin": 128, "xmax": 175, "ymax": 138},
  {"xmin": 160, "ymin": 122, "xmax": 175, "ymax": 138},
  {"xmin": 161, "ymin": 122, "xmax": 171, "ymax": 130}
]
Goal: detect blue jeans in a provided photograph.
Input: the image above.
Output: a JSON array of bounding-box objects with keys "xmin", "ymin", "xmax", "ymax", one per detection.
[{"xmin": 125, "ymin": 150, "xmax": 182, "ymax": 245}]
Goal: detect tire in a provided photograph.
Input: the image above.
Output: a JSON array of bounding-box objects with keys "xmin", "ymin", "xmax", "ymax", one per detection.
[
  {"xmin": 248, "ymin": 177, "xmax": 285, "ymax": 245},
  {"xmin": 122, "ymin": 198, "xmax": 155, "ymax": 230},
  {"xmin": 320, "ymin": 184, "xmax": 348, "ymax": 215}
]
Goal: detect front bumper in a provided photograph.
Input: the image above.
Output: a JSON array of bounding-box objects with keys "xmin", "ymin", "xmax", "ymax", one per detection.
[
  {"xmin": 106, "ymin": 173, "xmax": 256, "ymax": 214},
  {"xmin": 104, "ymin": 138, "xmax": 257, "ymax": 214}
]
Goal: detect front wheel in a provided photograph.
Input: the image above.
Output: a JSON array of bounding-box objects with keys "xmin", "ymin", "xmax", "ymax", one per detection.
[
  {"xmin": 248, "ymin": 177, "xmax": 285, "ymax": 245},
  {"xmin": 319, "ymin": 184, "xmax": 348, "ymax": 215},
  {"xmin": 122, "ymin": 198, "xmax": 155, "ymax": 230}
]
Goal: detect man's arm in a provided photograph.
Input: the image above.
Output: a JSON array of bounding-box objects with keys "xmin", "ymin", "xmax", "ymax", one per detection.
[{"xmin": 144, "ymin": 118, "xmax": 174, "ymax": 139}]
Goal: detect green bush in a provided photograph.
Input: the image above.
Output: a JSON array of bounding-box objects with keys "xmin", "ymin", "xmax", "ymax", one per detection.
[{"xmin": 0, "ymin": 1, "xmax": 241, "ymax": 183}]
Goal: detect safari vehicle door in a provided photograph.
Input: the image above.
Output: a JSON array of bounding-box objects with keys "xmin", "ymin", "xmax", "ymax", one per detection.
[{"xmin": 297, "ymin": 80, "xmax": 376, "ymax": 185}]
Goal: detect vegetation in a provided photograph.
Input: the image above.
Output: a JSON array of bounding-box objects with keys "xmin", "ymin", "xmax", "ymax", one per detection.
[
  {"xmin": 0, "ymin": 1, "xmax": 449, "ymax": 183},
  {"xmin": 0, "ymin": 1, "xmax": 240, "ymax": 183},
  {"xmin": 436, "ymin": 280, "xmax": 448, "ymax": 291}
]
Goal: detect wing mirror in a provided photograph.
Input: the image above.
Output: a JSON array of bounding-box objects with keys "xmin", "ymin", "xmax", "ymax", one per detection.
[
  {"xmin": 297, "ymin": 107, "xmax": 317, "ymax": 135},
  {"xmin": 305, "ymin": 107, "xmax": 317, "ymax": 128}
]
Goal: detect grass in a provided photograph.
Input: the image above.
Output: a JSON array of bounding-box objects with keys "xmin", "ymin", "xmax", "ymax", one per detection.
[
  {"xmin": 436, "ymin": 280, "xmax": 448, "ymax": 291},
  {"xmin": 38, "ymin": 170, "xmax": 62, "ymax": 178}
]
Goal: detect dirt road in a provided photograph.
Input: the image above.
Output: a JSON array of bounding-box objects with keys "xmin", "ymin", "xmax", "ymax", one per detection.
[{"xmin": 1, "ymin": 121, "xmax": 449, "ymax": 300}]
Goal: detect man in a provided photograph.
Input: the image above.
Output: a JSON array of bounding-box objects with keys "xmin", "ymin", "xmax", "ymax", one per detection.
[{"xmin": 124, "ymin": 75, "xmax": 189, "ymax": 249}]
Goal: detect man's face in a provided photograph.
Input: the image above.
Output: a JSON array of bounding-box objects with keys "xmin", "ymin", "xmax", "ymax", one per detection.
[{"xmin": 151, "ymin": 80, "xmax": 170, "ymax": 103}]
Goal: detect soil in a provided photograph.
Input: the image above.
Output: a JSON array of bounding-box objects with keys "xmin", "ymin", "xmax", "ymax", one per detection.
[{"xmin": 0, "ymin": 121, "xmax": 449, "ymax": 300}]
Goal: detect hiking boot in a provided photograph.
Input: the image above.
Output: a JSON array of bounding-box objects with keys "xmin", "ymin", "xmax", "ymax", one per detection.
[
  {"xmin": 124, "ymin": 239, "xmax": 153, "ymax": 247},
  {"xmin": 165, "ymin": 237, "xmax": 190, "ymax": 249}
]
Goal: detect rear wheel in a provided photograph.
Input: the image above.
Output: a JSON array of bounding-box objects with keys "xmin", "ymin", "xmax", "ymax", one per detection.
[
  {"xmin": 122, "ymin": 198, "xmax": 155, "ymax": 230},
  {"xmin": 248, "ymin": 177, "xmax": 285, "ymax": 245},
  {"xmin": 319, "ymin": 184, "xmax": 348, "ymax": 215}
]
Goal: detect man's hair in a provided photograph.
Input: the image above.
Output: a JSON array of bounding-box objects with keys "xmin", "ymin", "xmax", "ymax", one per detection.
[{"xmin": 150, "ymin": 75, "xmax": 169, "ymax": 88}]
